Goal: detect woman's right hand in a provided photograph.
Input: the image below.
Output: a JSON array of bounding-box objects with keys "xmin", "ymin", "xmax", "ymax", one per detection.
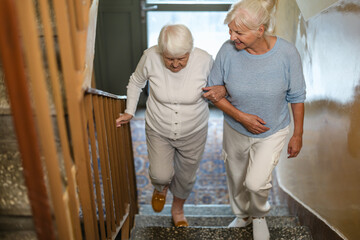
[
  {"xmin": 210, "ymin": 97, "xmax": 270, "ymax": 135},
  {"xmin": 202, "ymin": 85, "xmax": 227, "ymax": 103},
  {"xmin": 238, "ymin": 112, "xmax": 270, "ymax": 134},
  {"xmin": 116, "ymin": 113, "xmax": 133, "ymax": 127}
]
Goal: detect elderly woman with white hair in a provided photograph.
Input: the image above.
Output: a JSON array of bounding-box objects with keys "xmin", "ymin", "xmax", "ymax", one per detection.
[
  {"xmin": 116, "ymin": 24, "xmax": 225, "ymax": 227},
  {"xmin": 203, "ymin": 0, "xmax": 306, "ymax": 239}
]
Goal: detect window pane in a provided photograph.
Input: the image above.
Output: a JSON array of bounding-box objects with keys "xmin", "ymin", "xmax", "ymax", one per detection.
[{"xmin": 147, "ymin": 11, "xmax": 230, "ymax": 57}]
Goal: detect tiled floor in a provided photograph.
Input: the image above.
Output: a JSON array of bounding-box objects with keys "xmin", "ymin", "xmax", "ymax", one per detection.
[{"xmin": 131, "ymin": 108, "xmax": 284, "ymax": 206}]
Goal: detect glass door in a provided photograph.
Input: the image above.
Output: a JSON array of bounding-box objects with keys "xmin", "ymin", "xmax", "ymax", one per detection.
[{"xmin": 142, "ymin": 0, "xmax": 238, "ymax": 57}]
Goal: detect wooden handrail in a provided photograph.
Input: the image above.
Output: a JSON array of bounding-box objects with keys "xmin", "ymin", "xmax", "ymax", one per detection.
[{"xmin": 86, "ymin": 87, "xmax": 127, "ymax": 100}]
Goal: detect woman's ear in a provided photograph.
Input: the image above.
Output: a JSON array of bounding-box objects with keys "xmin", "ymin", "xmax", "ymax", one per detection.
[{"xmin": 257, "ymin": 25, "xmax": 265, "ymax": 38}]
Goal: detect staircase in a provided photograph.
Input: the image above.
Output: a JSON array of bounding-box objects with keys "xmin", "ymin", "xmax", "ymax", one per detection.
[
  {"xmin": 0, "ymin": 109, "xmax": 314, "ymax": 239},
  {"xmin": 130, "ymin": 204, "xmax": 312, "ymax": 240}
]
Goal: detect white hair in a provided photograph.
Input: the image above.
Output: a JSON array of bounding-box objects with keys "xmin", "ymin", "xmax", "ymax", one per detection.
[
  {"xmin": 158, "ymin": 24, "xmax": 194, "ymax": 57},
  {"xmin": 224, "ymin": 0, "xmax": 276, "ymax": 35}
]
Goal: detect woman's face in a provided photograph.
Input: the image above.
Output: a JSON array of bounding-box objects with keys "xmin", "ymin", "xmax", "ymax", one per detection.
[
  {"xmin": 228, "ymin": 20, "xmax": 259, "ymax": 52},
  {"xmin": 162, "ymin": 52, "xmax": 190, "ymax": 73}
]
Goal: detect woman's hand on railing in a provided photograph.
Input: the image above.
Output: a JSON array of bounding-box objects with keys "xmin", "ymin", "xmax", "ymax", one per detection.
[{"xmin": 116, "ymin": 113, "xmax": 133, "ymax": 127}]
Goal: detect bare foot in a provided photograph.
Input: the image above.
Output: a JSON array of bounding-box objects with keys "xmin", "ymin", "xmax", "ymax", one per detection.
[{"xmin": 171, "ymin": 195, "xmax": 188, "ymax": 227}]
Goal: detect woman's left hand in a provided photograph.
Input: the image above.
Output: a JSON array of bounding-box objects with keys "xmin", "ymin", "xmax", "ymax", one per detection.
[
  {"xmin": 287, "ymin": 135, "xmax": 302, "ymax": 158},
  {"xmin": 202, "ymin": 86, "xmax": 226, "ymax": 103}
]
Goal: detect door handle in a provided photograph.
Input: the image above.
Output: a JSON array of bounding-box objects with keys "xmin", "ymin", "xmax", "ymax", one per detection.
[{"xmin": 141, "ymin": 0, "xmax": 158, "ymax": 23}]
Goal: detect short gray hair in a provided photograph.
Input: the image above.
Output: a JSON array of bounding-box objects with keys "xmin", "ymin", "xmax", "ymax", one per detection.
[
  {"xmin": 158, "ymin": 24, "xmax": 194, "ymax": 57},
  {"xmin": 224, "ymin": 0, "xmax": 276, "ymax": 35}
]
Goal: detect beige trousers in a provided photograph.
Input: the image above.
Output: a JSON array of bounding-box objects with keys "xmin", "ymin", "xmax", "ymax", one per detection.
[
  {"xmin": 146, "ymin": 123, "xmax": 208, "ymax": 199},
  {"xmin": 223, "ymin": 121, "xmax": 289, "ymax": 218}
]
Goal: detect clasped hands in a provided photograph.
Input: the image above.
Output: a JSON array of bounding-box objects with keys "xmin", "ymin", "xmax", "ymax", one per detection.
[
  {"xmin": 202, "ymin": 85, "xmax": 270, "ymax": 135},
  {"xmin": 202, "ymin": 85, "xmax": 226, "ymax": 103}
]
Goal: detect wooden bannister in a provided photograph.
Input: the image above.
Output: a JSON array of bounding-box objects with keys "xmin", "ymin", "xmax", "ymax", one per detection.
[
  {"xmin": 84, "ymin": 88, "xmax": 138, "ymax": 239},
  {"xmin": 0, "ymin": 0, "xmax": 138, "ymax": 239}
]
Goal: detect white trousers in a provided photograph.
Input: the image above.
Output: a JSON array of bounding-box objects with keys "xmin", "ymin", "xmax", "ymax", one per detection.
[
  {"xmin": 146, "ymin": 124, "xmax": 208, "ymax": 199},
  {"xmin": 223, "ymin": 121, "xmax": 289, "ymax": 218}
]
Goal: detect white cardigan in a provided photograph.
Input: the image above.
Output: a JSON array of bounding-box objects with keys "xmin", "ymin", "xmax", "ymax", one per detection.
[{"xmin": 125, "ymin": 46, "xmax": 213, "ymax": 139}]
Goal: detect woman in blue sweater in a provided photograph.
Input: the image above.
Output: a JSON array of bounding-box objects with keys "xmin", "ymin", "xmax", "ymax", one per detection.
[{"xmin": 203, "ymin": 0, "xmax": 306, "ymax": 239}]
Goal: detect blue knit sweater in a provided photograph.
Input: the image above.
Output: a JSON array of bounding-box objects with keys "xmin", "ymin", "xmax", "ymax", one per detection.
[{"xmin": 208, "ymin": 37, "xmax": 306, "ymax": 138}]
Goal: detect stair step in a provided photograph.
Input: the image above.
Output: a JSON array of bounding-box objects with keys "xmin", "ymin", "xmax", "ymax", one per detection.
[
  {"xmin": 134, "ymin": 215, "xmax": 299, "ymax": 228},
  {"xmin": 0, "ymin": 216, "xmax": 35, "ymax": 231},
  {"xmin": 0, "ymin": 146, "xmax": 32, "ymax": 216},
  {"xmin": 131, "ymin": 226, "xmax": 312, "ymax": 240},
  {"xmin": 0, "ymin": 231, "xmax": 37, "ymax": 240},
  {"xmin": 139, "ymin": 204, "xmax": 290, "ymax": 217}
]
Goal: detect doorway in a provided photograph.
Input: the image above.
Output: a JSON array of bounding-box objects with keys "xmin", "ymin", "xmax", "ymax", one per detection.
[{"xmin": 94, "ymin": 0, "xmax": 236, "ymax": 102}]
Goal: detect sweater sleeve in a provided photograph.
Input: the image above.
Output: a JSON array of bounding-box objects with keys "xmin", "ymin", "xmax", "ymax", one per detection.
[
  {"xmin": 208, "ymin": 57, "xmax": 214, "ymax": 75},
  {"xmin": 207, "ymin": 43, "xmax": 227, "ymax": 87},
  {"xmin": 124, "ymin": 52, "xmax": 149, "ymax": 116},
  {"xmin": 286, "ymin": 47, "xmax": 306, "ymax": 103}
]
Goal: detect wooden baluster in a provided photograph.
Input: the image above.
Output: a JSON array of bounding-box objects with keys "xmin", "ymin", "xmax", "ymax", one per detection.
[
  {"xmin": 121, "ymin": 215, "xmax": 130, "ymax": 240},
  {"xmin": 0, "ymin": 1, "xmax": 56, "ymax": 239},
  {"xmin": 115, "ymin": 101, "xmax": 131, "ymax": 207},
  {"xmin": 111, "ymin": 98, "xmax": 125, "ymax": 220},
  {"xmin": 113, "ymin": 100, "xmax": 128, "ymax": 222},
  {"xmin": 85, "ymin": 95, "xmax": 107, "ymax": 240},
  {"xmin": 93, "ymin": 95, "xmax": 114, "ymax": 238},
  {"xmin": 52, "ymin": 0, "xmax": 98, "ymax": 239},
  {"xmin": 121, "ymin": 100, "xmax": 138, "ymax": 224},
  {"xmin": 117, "ymin": 100, "xmax": 134, "ymax": 236},
  {"xmin": 100, "ymin": 97, "xmax": 117, "ymax": 234},
  {"xmin": 13, "ymin": 0, "xmax": 73, "ymax": 239},
  {"xmin": 104, "ymin": 98, "xmax": 121, "ymax": 226},
  {"xmin": 74, "ymin": 0, "xmax": 86, "ymax": 30},
  {"xmin": 65, "ymin": 0, "xmax": 85, "ymax": 71},
  {"xmin": 37, "ymin": 0, "xmax": 83, "ymax": 238},
  {"xmin": 80, "ymin": 97, "xmax": 100, "ymax": 240}
]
